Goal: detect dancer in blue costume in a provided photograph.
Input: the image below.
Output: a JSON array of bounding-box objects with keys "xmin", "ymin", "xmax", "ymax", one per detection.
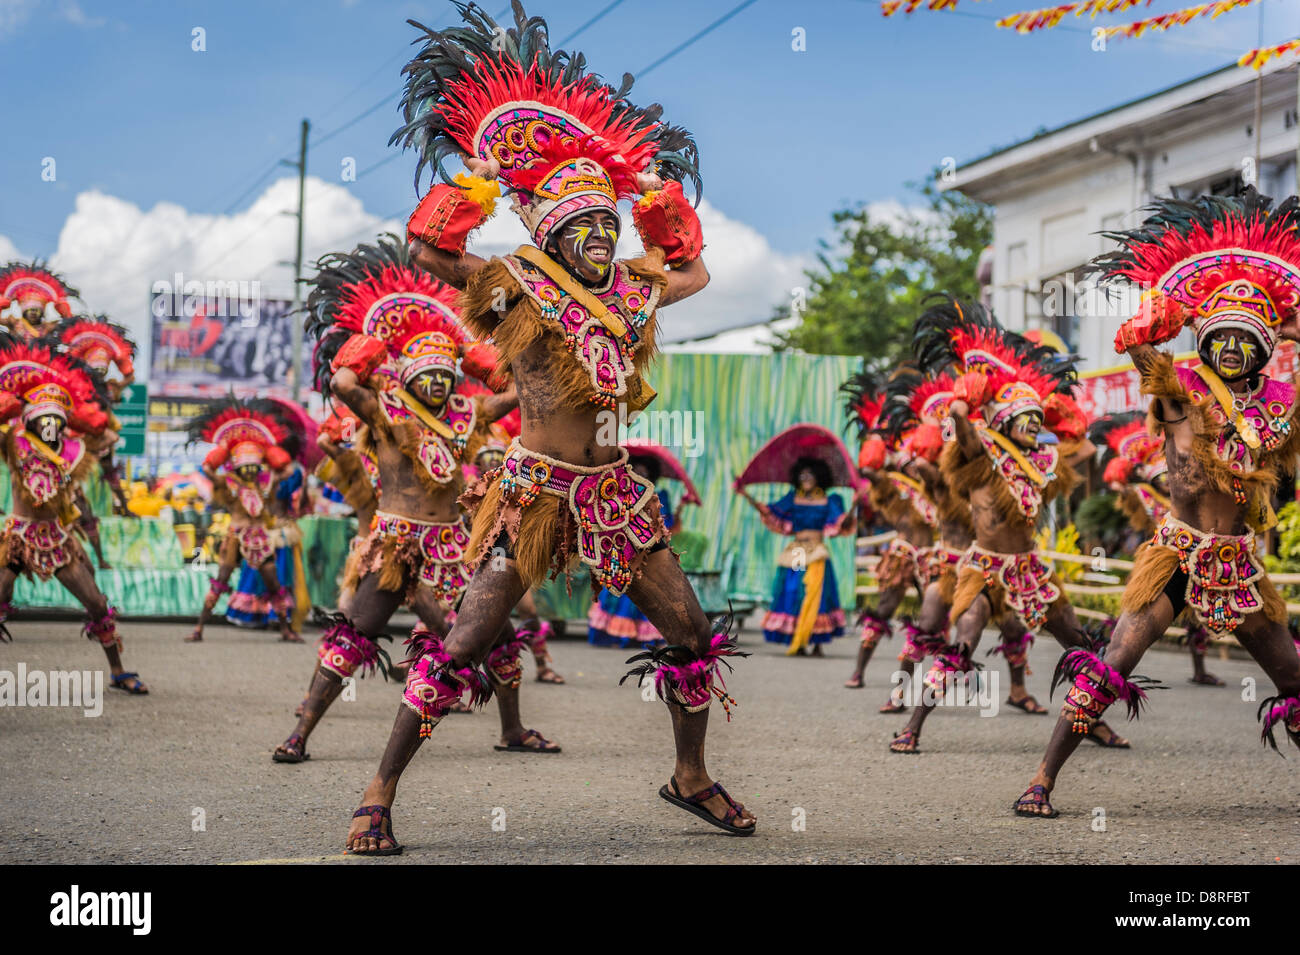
[{"xmin": 739, "ymin": 457, "xmax": 853, "ymax": 656}]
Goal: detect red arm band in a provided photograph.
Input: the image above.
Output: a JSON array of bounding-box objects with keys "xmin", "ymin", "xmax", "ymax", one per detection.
[
  {"xmin": 951, "ymin": 371, "xmax": 991, "ymax": 409},
  {"xmin": 909, "ymin": 422, "xmax": 944, "ymax": 463},
  {"xmin": 1103, "ymin": 457, "xmax": 1134, "ymax": 485},
  {"xmin": 1043, "ymin": 393, "xmax": 1086, "ymax": 442},
  {"xmin": 1114, "ymin": 296, "xmax": 1188, "ymax": 354},
  {"xmin": 858, "ymin": 435, "xmax": 887, "ymax": 471},
  {"xmin": 204, "ymin": 445, "xmax": 230, "ymax": 471},
  {"xmin": 265, "ymin": 446, "xmax": 291, "ymax": 471},
  {"xmin": 330, "ymin": 334, "xmax": 387, "ymax": 383},
  {"xmin": 632, "ymin": 181, "xmax": 704, "ymax": 265},
  {"xmin": 407, "ymin": 177, "xmax": 496, "ymax": 256}
]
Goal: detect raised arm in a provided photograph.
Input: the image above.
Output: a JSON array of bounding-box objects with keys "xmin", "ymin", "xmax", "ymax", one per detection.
[
  {"xmin": 330, "ymin": 367, "xmax": 380, "ymax": 428},
  {"xmin": 408, "ymin": 238, "xmax": 489, "ymax": 291},
  {"xmin": 946, "ymin": 400, "xmax": 984, "ymax": 459},
  {"xmin": 660, "ymin": 256, "xmax": 710, "ymax": 307},
  {"xmin": 633, "ymin": 176, "xmax": 709, "ymax": 307},
  {"xmin": 406, "ymin": 163, "xmax": 499, "ymax": 290},
  {"xmin": 478, "ymin": 383, "xmax": 519, "ymax": 425}
]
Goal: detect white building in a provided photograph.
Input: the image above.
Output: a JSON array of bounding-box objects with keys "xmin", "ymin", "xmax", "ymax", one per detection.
[{"xmin": 949, "ymin": 59, "xmax": 1300, "ymax": 374}]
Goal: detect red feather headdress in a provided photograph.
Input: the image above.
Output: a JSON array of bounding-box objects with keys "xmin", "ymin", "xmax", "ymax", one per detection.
[
  {"xmin": 913, "ymin": 298, "xmax": 1078, "ymax": 432},
  {"xmin": 0, "ymin": 343, "xmax": 98, "ymax": 425},
  {"xmin": 0, "ymin": 262, "xmax": 77, "ymax": 319},
  {"xmin": 188, "ymin": 397, "xmax": 299, "ymax": 470},
  {"xmin": 1091, "ymin": 188, "xmax": 1300, "ymax": 353},
  {"xmin": 60, "ymin": 319, "xmax": 135, "ymax": 376},
  {"xmin": 394, "ymin": 2, "xmax": 701, "ymax": 249},
  {"xmin": 304, "ymin": 235, "xmax": 503, "ymax": 390}
]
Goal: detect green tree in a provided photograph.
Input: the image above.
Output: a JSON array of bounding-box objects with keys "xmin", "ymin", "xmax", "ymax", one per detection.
[{"xmin": 775, "ymin": 173, "xmax": 992, "ymax": 366}]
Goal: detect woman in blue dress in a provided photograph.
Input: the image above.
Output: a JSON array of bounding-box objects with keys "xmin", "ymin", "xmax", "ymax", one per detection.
[{"xmin": 738, "ymin": 457, "xmax": 853, "ymax": 656}]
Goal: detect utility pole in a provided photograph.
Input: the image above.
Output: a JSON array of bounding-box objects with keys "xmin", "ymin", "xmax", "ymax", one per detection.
[{"xmin": 280, "ymin": 119, "xmax": 309, "ymax": 403}]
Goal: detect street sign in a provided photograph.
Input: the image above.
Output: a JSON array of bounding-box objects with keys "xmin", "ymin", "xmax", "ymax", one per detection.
[{"xmin": 114, "ymin": 382, "xmax": 148, "ymax": 457}]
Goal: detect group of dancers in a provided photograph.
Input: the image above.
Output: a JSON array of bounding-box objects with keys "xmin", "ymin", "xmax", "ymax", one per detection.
[
  {"xmin": 777, "ymin": 189, "xmax": 1300, "ymax": 818},
  {"xmin": 5, "ymin": 0, "xmax": 1300, "ymax": 850}
]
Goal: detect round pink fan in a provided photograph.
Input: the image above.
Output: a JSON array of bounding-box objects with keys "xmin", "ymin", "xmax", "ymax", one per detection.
[
  {"xmin": 625, "ymin": 440, "xmax": 701, "ymax": 506},
  {"xmin": 735, "ymin": 423, "xmax": 861, "ymax": 490}
]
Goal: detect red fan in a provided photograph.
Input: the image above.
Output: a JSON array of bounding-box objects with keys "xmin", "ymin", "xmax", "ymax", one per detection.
[
  {"xmin": 625, "ymin": 440, "xmax": 702, "ymax": 506},
  {"xmin": 735, "ymin": 424, "xmax": 861, "ymax": 491}
]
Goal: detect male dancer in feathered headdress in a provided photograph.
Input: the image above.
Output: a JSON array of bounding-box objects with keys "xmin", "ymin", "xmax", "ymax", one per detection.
[
  {"xmin": 275, "ymin": 234, "xmax": 522, "ymax": 763},
  {"xmin": 343, "ymin": 2, "xmax": 753, "ymax": 855},
  {"xmin": 1016, "ymin": 189, "xmax": 1300, "ymax": 818},
  {"xmin": 890, "ymin": 299, "xmax": 1123, "ymax": 754},
  {"xmin": 0, "ymin": 342, "xmax": 145, "ymax": 693},
  {"xmin": 186, "ymin": 397, "xmax": 304, "ymax": 644},
  {"xmin": 0, "ymin": 261, "xmax": 76, "ymax": 339}
]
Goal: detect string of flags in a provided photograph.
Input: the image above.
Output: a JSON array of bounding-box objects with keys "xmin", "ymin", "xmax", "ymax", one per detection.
[
  {"xmin": 882, "ymin": 0, "xmax": 1296, "ymax": 72},
  {"xmin": 1239, "ymin": 39, "xmax": 1300, "ymax": 71}
]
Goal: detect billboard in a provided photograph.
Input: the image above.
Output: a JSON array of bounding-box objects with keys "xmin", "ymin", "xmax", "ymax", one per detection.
[{"xmin": 149, "ymin": 287, "xmax": 306, "ymax": 399}]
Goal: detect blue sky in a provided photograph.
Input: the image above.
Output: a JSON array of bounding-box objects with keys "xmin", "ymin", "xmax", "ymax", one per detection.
[{"xmin": 3, "ymin": 0, "xmax": 1299, "ymax": 339}]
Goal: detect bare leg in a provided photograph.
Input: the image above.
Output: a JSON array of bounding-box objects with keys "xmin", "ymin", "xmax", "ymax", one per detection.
[
  {"xmin": 346, "ymin": 557, "xmax": 526, "ymax": 853},
  {"xmin": 625, "ymin": 546, "xmax": 756, "ymax": 830},
  {"xmin": 1017, "ymin": 597, "xmax": 1172, "ymax": 816},
  {"xmin": 257, "ymin": 559, "xmax": 300, "ymax": 642},
  {"xmin": 1041, "ymin": 600, "xmax": 1126, "ymax": 745},
  {"xmin": 82, "ymin": 518, "xmax": 109, "ymax": 570},
  {"xmin": 880, "ymin": 579, "xmax": 945, "ymax": 709},
  {"xmin": 55, "ymin": 555, "xmax": 142, "ymax": 689},
  {"xmin": 189, "ymin": 537, "xmax": 237, "ymax": 642},
  {"xmin": 1235, "ymin": 617, "xmax": 1300, "ymax": 719},
  {"xmin": 847, "ymin": 582, "xmax": 907, "ymax": 686},
  {"xmin": 280, "ymin": 572, "xmax": 407, "ymax": 754},
  {"xmin": 514, "ymin": 588, "xmax": 564, "ymax": 683},
  {"xmin": 892, "ymin": 591, "xmax": 989, "ymax": 752}
]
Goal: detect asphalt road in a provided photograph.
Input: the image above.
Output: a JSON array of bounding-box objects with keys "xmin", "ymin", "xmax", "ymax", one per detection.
[{"xmin": 1, "ymin": 617, "xmax": 1296, "ymax": 864}]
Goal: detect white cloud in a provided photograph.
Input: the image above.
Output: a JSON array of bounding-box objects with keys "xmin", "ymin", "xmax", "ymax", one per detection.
[
  {"xmin": 0, "ymin": 181, "xmax": 805, "ymax": 371},
  {"xmin": 0, "ymin": 0, "xmax": 34, "ymax": 37}
]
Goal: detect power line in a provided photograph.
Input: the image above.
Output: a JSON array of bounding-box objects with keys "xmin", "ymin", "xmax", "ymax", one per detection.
[
  {"xmin": 637, "ymin": 0, "xmax": 760, "ymax": 76},
  {"xmin": 556, "ymin": 0, "xmax": 630, "ymax": 46}
]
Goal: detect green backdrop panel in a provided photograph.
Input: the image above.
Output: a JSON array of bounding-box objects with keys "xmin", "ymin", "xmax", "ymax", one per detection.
[{"xmin": 641, "ymin": 351, "xmax": 859, "ymax": 610}]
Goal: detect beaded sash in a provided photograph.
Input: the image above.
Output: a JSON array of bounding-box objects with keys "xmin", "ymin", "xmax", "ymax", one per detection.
[
  {"xmin": 502, "ymin": 255, "xmax": 660, "ymax": 410},
  {"xmin": 378, "ymin": 390, "xmax": 475, "ymax": 485}
]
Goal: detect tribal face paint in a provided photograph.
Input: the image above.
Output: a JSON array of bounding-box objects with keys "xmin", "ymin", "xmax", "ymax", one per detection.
[
  {"xmin": 32, "ymin": 414, "xmax": 64, "ymax": 445},
  {"xmin": 556, "ymin": 210, "xmax": 619, "ymax": 283},
  {"xmin": 1204, "ymin": 330, "xmax": 1260, "ymax": 380},
  {"xmin": 410, "ymin": 367, "xmax": 454, "ymax": 412}
]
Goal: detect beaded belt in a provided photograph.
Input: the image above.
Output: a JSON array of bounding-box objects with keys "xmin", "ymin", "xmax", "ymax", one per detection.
[
  {"xmin": 498, "ymin": 439, "xmax": 663, "ymax": 595},
  {"xmin": 959, "ymin": 544, "xmax": 1060, "ymax": 631},
  {"xmin": 1153, "ymin": 515, "xmax": 1265, "ymax": 633},
  {"xmin": 374, "ymin": 510, "xmax": 471, "ymax": 606}
]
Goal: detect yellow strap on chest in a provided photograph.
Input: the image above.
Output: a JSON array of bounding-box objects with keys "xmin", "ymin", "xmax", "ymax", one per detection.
[
  {"xmin": 392, "ymin": 388, "xmax": 454, "ymax": 440},
  {"xmin": 1190, "ymin": 366, "xmax": 1275, "ymax": 529},
  {"xmin": 513, "ymin": 245, "xmax": 629, "ymax": 337},
  {"xmin": 983, "ymin": 428, "xmax": 1048, "ymax": 487},
  {"xmin": 1192, "ymin": 364, "xmax": 1261, "ymax": 450}
]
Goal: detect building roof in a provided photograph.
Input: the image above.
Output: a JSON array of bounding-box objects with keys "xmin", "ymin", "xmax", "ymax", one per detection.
[{"xmin": 953, "ymin": 57, "xmax": 1294, "ymax": 199}]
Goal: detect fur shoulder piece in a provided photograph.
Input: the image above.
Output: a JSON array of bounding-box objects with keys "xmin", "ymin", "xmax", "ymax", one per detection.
[
  {"xmin": 1142, "ymin": 352, "xmax": 1300, "ymax": 500},
  {"xmin": 459, "ymin": 250, "xmax": 664, "ymax": 412}
]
